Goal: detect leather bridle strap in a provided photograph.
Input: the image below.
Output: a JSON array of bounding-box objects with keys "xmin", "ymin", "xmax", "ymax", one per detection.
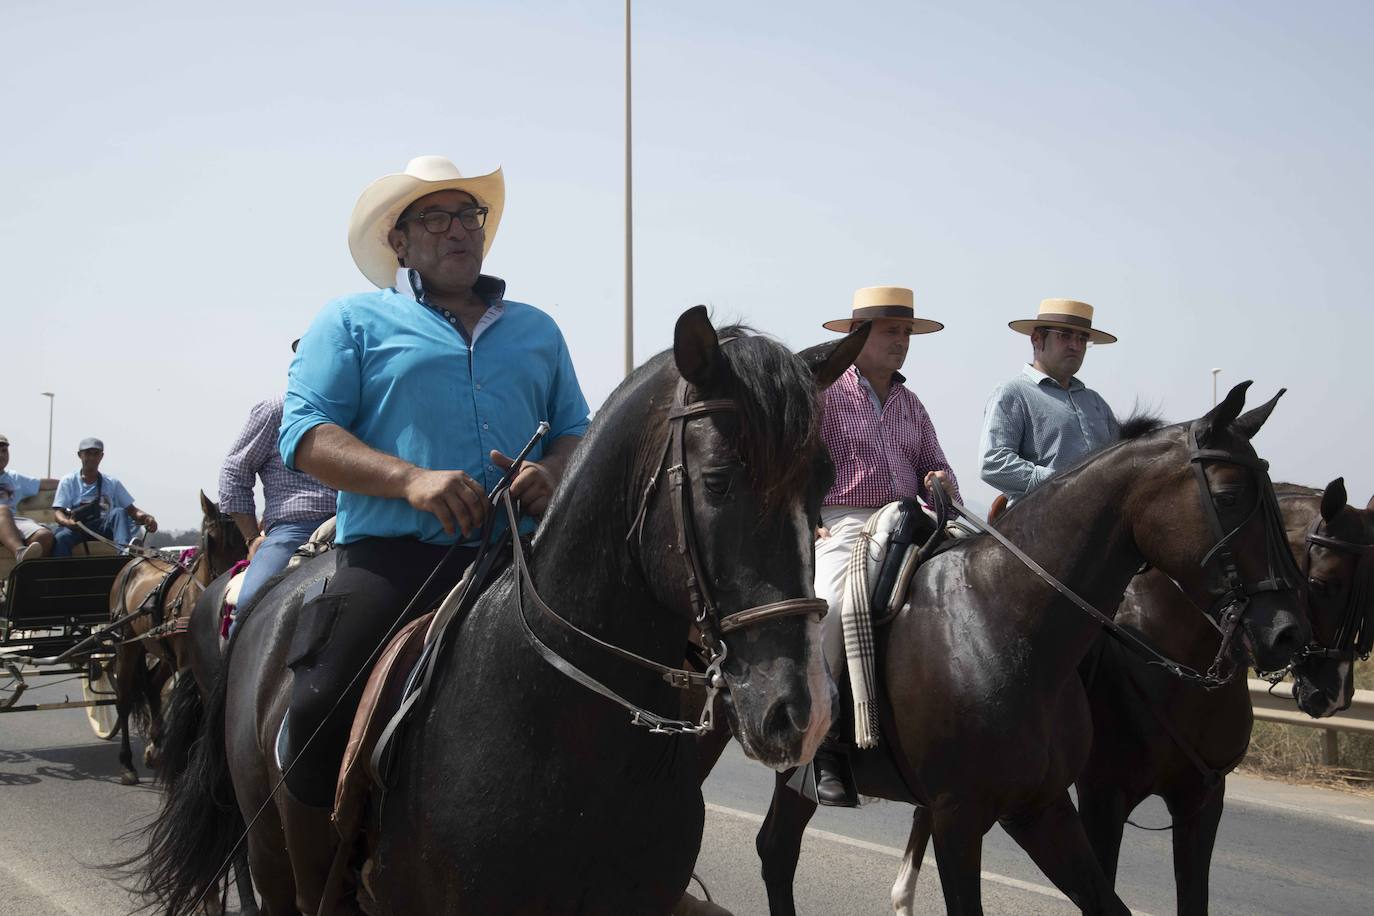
[
  {"xmin": 1296, "ymin": 516, "xmax": 1374, "ymax": 662},
  {"xmin": 928, "ymin": 484, "xmax": 1233, "ymax": 689}
]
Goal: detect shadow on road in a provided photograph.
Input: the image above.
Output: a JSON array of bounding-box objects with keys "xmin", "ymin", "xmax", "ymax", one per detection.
[{"xmin": 0, "ymin": 741, "xmax": 159, "ymax": 789}]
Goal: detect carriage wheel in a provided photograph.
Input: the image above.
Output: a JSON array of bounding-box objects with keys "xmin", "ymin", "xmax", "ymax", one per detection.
[{"xmin": 83, "ymin": 660, "xmax": 119, "ymax": 740}]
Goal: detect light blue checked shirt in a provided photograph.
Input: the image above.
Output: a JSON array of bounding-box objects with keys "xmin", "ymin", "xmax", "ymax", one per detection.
[{"xmin": 979, "ymin": 364, "xmax": 1119, "ymax": 498}]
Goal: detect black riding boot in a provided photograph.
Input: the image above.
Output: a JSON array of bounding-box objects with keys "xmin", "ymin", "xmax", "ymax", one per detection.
[{"xmin": 813, "ymin": 732, "xmax": 858, "ymax": 807}]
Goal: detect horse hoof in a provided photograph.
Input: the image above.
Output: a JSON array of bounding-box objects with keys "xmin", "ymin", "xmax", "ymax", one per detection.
[
  {"xmin": 672, "ymin": 893, "xmax": 733, "ymax": 916},
  {"xmin": 144, "ymin": 746, "xmax": 161, "ymax": 768},
  {"xmin": 121, "ymin": 770, "xmax": 139, "ymax": 786}
]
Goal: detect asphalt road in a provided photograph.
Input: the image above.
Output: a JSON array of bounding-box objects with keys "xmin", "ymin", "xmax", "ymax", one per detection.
[{"xmin": 2, "ymin": 676, "xmax": 1371, "ymax": 915}]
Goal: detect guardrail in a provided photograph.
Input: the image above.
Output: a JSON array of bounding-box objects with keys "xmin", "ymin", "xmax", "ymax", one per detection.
[{"xmin": 1249, "ymin": 678, "xmax": 1374, "ymax": 765}]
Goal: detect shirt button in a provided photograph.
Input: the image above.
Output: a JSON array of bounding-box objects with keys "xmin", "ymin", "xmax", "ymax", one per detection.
[
  {"xmin": 475, "ymin": 383, "xmax": 482, "ymax": 390},
  {"xmin": 483, "ymin": 422, "xmax": 490, "ymax": 430}
]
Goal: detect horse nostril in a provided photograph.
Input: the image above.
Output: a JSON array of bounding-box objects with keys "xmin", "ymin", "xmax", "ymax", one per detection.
[
  {"xmin": 1271, "ymin": 621, "xmax": 1306, "ymax": 662},
  {"xmin": 763, "ymin": 698, "xmax": 810, "ymax": 738}
]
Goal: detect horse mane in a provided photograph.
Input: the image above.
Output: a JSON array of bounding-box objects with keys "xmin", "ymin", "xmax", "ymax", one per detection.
[
  {"xmin": 1118, "ymin": 409, "xmax": 1168, "ymax": 441},
  {"xmin": 710, "ymin": 325, "xmax": 822, "ymax": 514}
]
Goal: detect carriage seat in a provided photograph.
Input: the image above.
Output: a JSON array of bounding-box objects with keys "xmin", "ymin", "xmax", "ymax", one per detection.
[{"xmin": 0, "ymin": 489, "xmax": 117, "ymax": 581}]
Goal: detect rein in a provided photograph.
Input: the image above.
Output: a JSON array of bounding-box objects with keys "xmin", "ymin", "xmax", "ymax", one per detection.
[
  {"xmin": 512, "ymin": 374, "xmax": 826, "ymax": 735},
  {"xmin": 932, "ymin": 423, "xmax": 1300, "ymax": 690}
]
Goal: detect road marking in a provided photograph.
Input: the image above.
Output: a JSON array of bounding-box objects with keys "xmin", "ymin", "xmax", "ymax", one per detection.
[
  {"xmin": 704, "ymin": 801, "xmax": 1148, "ymax": 911},
  {"xmin": 1229, "ymin": 793, "xmax": 1374, "ymax": 828}
]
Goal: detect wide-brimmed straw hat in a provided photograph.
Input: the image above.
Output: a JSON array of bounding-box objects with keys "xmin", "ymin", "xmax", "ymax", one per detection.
[
  {"xmin": 348, "ymin": 155, "xmax": 506, "ymax": 289},
  {"xmin": 822, "ymin": 286, "xmax": 944, "ymax": 335},
  {"xmin": 1009, "ymin": 298, "xmax": 1117, "ymax": 345}
]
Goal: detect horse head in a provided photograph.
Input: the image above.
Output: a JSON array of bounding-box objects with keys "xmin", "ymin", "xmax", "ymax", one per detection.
[
  {"xmin": 631, "ymin": 307, "xmax": 866, "ymax": 769},
  {"xmin": 198, "ymin": 490, "xmax": 248, "ymax": 578},
  {"xmin": 1129, "ymin": 382, "xmax": 1310, "ymax": 674},
  {"xmin": 1288, "ymin": 477, "xmax": 1374, "ymax": 716}
]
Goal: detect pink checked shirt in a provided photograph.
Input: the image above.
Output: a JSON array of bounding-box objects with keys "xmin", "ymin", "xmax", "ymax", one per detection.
[{"xmin": 820, "ymin": 366, "xmax": 961, "ymax": 507}]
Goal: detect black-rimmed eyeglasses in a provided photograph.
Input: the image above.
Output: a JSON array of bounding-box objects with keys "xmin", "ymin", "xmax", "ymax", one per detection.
[{"xmin": 401, "ymin": 206, "xmax": 489, "ymax": 235}]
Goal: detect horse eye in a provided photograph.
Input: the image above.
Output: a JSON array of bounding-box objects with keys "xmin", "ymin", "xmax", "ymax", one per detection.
[
  {"xmin": 702, "ymin": 466, "xmax": 739, "ymax": 496},
  {"xmin": 1308, "ymin": 577, "xmax": 1328, "ymax": 594},
  {"xmin": 1215, "ymin": 493, "xmax": 1238, "ymax": 509}
]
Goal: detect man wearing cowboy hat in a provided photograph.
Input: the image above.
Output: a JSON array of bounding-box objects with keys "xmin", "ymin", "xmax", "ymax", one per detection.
[
  {"xmin": 277, "ymin": 156, "xmax": 590, "ymax": 844},
  {"xmin": 979, "ymin": 298, "xmax": 1119, "ymax": 501},
  {"xmin": 811, "ymin": 286, "xmax": 961, "ymax": 805}
]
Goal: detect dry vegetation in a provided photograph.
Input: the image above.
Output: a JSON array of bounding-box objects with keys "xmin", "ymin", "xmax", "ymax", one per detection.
[{"xmin": 1238, "ymin": 660, "xmax": 1374, "ymax": 795}]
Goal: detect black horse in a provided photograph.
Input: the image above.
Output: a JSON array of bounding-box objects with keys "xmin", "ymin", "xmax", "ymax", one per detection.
[
  {"xmin": 136, "ymin": 307, "xmax": 866, "ymax": 915},
  {"xmin": 1075, "ymin": 477, "xmax": 1374, "ymax": 914},
  {"xmin": 753, "ymin": 383, "xmax": 1310, "ymax": 916}
]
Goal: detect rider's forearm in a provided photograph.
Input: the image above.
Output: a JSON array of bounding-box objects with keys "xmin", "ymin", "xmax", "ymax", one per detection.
[
  {"xmin": 230, "ymin": 512, "xmax": 261, "ymax": 543},
  {"xmin": 294, "ymin": 423, "xmax": 419, "ymax": 500}
]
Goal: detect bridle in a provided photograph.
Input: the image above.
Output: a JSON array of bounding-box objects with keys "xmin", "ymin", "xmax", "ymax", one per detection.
[
  {"xmin": 1186, "ymin": 423, "xmax": 1305, "ymax": 683},
  {"xmin": 511, "ymin": 371, "xmax": 827, "ymax": 735},
  {"xmin": 1289, "ymin": 512, "xmax": 1374, "ymax": 664},
  {"xmin": 937, "ymin": 421, "xmax": 1302, "ymax": 689}
]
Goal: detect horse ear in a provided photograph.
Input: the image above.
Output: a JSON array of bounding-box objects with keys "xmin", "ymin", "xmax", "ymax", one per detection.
[
  {"xmin": 1195, "ymin": 380, "xmax": 1251, "ymax": 444},
  {"xmin": 1321, "ymin": 478, "xmax": 1347, "ymax": 523},
  {"xmin": 808, "ymin": 323, "xmax": 870, "ymax": 390},
  {"xmin": 673, "ymin": 305, "xmax": 722, "ymax": 389},
  {"xmin": 200, "ymin": 489, "xmax": 217, "ymax": 518},
  {"xmin": 1232, "ymin": 388, "xmax": 1286, "ymax": 441},
  {"xmin": 1367, "ymin": 493, "xmax": 1374, "ymax": 514}
]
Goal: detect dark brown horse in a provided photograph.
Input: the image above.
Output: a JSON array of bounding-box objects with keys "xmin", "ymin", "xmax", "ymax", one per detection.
[
  {"xmin": 135, "ymin": 308, "xmax": 868, "ymax": 915},
  {"xmin": 106, "ymin": 491, "xmax": 245, "ymax": 784},
  {"xmin": 1075, "ymin": 477, "xmax": 1374, "ymax": 915},
  {"xmin": 752, "ymin": 383, "xmax": 1310, "ymax": 915}
]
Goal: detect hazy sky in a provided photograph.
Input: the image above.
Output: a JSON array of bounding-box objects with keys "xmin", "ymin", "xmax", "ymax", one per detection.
[{"xmin": 5, "ymin": 0, "xmax": 1371, "ymax": 528}]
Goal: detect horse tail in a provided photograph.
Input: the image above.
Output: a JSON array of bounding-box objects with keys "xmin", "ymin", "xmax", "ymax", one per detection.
[{"xmin": 130, "ymin": 658, "xmax": 243, "ymax": 916}]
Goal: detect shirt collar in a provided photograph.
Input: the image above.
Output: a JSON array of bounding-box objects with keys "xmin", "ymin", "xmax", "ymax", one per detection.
[
  {"xmin": 394, "ymin": 267, "xmax": 507, "ymax": 306},
  {"xmin": 850, "ymin": 365, "xmax": 906, "ymax": 386},
  {"xmin": 1022, "ymin": 362, "xmax": 1084, "ymax": 392}
]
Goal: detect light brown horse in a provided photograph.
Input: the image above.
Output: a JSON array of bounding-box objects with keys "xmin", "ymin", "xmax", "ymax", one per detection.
[{"xmin": 106, "ymin": 491, "xmax": 246, "ymax": 785}]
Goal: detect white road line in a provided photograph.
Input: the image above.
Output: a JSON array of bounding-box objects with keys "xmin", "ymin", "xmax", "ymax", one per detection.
[
  {"xmin": 1229, "ymin": 793, "xmax": 1374, "ymax": 829},
  {"xmin": 705, "ymin": 801, "xmax": 1154, "ymax": 913}
]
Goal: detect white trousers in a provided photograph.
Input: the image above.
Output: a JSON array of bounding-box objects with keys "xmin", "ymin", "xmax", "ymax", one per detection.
[{"xmin": 814, "ymin": 505, "xmax": 879, "ymax": 675}]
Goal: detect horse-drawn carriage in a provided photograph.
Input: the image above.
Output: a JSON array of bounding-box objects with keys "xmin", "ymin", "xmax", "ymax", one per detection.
[{"xmin": 0, "ymin": 488, "xmax": 136, "ymax": 737}]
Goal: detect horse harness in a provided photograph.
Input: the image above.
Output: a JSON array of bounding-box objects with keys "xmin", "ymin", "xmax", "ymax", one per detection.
[
  {"xmin": 1291, "ymin": 512, "xmax": 1374, "ymax": 664},
  {"xmin": 509, "ymin": 373, "xmax": 827, "ymax": 735},
  {"xmin": 936, "ymin": 421, "xmax": 1302, "ymax": 690}
]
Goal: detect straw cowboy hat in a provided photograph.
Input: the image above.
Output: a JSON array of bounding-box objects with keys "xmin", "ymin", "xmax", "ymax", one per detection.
[
  {"xmin": 348, "ymin": 155, "xmax": 506, "ymax": 289},
  {"xmin": 822, "ymin": 286, "xmax": 944, "ymax": 335},
  {"xmin": 1009, "ymin": 298, "xmax": 1118, "ymax": 345}
]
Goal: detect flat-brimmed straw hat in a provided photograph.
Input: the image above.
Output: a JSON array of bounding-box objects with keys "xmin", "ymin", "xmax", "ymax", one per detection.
[
  {"xmin": 1009, "ymin": 298, "xmax": 1117, "ymax": 345},
  {"xmin": 822, "ymin": 286, "xmax": 944, "ymax": 335},
  {"xmin": 348, "ymin": 155, "xmax": 506, "ymax": 289}
]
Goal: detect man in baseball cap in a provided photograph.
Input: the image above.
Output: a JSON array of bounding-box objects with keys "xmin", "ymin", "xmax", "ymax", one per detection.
[{"xmin": 51, "ymin": 437, "xmax": 158, "ymax": 556}]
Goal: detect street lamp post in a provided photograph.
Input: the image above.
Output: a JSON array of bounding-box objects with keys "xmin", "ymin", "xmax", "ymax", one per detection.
[
  {"xmin": 623, "ymin": 0, "xmax": 634, "ymax": 378},
  {"xmin": 1210, "ymin": 368, "xmax": 1221, "ymax": 407},
  {"xmin": 40, "ymin": 392, "xmax": 55, "ymax": 477}
]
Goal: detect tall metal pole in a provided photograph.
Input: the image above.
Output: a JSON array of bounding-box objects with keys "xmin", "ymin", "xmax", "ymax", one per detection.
[
  {"xmin": 1211, "ymin": 368, "xmax": 1221, "ymax": 407},
  {"xmin": 41, "ymin": 392, "xmax": 54, "ymax": 477},
  {"xmin": 624, "ymin": 0, "xmax": 634, "ymax": 377}
]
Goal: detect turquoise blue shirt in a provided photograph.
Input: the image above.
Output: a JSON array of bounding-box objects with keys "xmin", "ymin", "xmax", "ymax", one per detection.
[
  {"xmin": 979, "ymin": 363, "xmax": 1119, "ymax": 498},
  {"xmin": 280, "ymin": 274, "xmax": 590, "ymax": 546}
]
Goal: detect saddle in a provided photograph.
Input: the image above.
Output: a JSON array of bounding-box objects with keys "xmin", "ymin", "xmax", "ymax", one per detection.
[{"xmin": 791, "ymin": 498, "xmax": 947, "ymax": 807}]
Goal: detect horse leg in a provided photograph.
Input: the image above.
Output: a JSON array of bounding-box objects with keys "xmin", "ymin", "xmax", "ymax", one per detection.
[
  {"xmin": 144, "ymin": 665, "xmax": 167, "ymax": 771},
  {"xmin": 930, "ymin": 801, "xmax": 994, "ymax": 916},
  {"xmin": 1075, "ymin": 780, "xmax": 1132, "ymax": 884},
  {"xmin": 889, "ymin": 804, "xmax": 932, "ymax": 916},
  {"xmin": 233, "ymin": 846, "xmax": 261, "ymax": 916},
  {"xmin": 1168, "ymin": 780, "xmax": 1225, "ymax": 916},
  {"xmin": 998, "ymin": 792, "xmax": 1129, "ymax": 915},
  {"xmin": 114, "ymin": 645, "xmax": 140, "ymax": 785},
  {"xmin": 755, "ymin": 769, "xmax": 819, "ymax": 916}
]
